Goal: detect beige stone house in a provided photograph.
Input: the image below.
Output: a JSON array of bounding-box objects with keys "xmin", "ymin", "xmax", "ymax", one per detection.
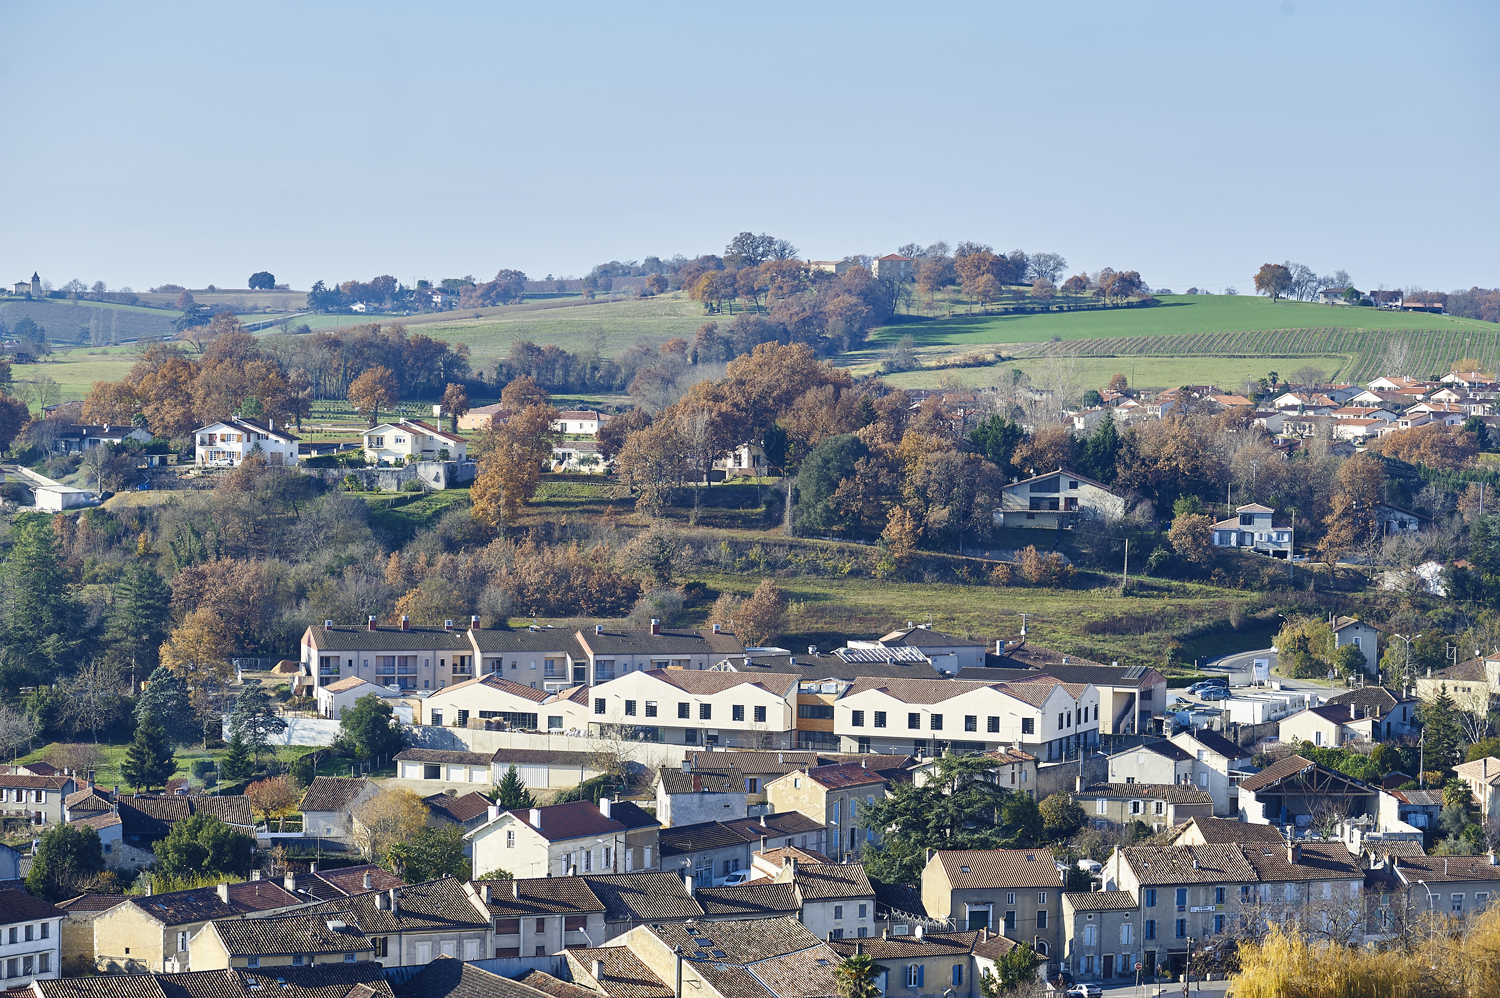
[
  {"xmin": 297, "ymin": 878, "xmax": 491, "ymax": 966},
  {"xmin": 191, "ymin": 913, "xmax": 373, "ymax": 970},
  {"xmin": 765, "ymin": 762, "xmax": 889, "ymax": 859},
  {"xmin": 921, "ymin": 849, "xmax": 1066, "ymax": 962},
  {"xmin": 92, "ymin": 881, "xmax": 301, "ymax": 973},
  {"xmin": 1078, "ymin": 783, "xmax": 1214, "ymax": 832}
]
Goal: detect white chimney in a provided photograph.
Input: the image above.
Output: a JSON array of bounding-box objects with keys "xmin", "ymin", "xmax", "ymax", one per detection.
[
  {"xmin": 712, "ymin": 624, "xmax": 721, "ymax": 633},
  {"xmin": 599, "ymin": 797, "xmax": 612, "ymax": 818},
  {"xmin": 593, "ymin": 960, "xmax": 603, "ymax": 981},
  {"xmin": 216, "ymin": 883, "xmax": 230, "ymax": 903},
  {"xmin": 368, "ymin": 615, "xmax": 377, "ymax": 631},
  {"xmin": 284, "ymin": 872, "xmax": 296, "ymax": 891},
  {"xmin": 684, "ymin": 872, "xmax": 694, "ymax": 897},
  {"xmin": 251, "ymin": 870, "xmax": 261, "ymax": 881},
  {"xmin": 363, "ymin": 871, "xmax": 373, "ymax": 890},
  {"xmin": 488, "ymin": 805, "xmax": 501, "ymax": 822},
  {"xmin": 482, "ymin": 884, "xmax": 492, "ymax": 904},
  {"xmin": 513, "ymin": 880, "xmax": 519, "ymax": 899},
  {"xmin": 915, "ymin": 925, "xmax": 924, "ymax": 940},
  {"xmin": 530, "ymin": 807, "xmax": 542, "ymax": 828},
  {"xmin": 444, "ymin": 620, "xmax": 454, "ymax": 631},
  {"xmin": 324, "ymin": 620, "xmax": 334, "ymax": 630},
  {"xmin": 595, "ymin": 624, "xmax": 604, "ymax": 635}
]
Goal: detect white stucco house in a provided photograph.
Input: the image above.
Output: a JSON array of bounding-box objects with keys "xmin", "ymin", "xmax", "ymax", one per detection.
[
  {"xmin": 361, "ymin": 418, "xmax": 467, "ymax": 465},
  {"xmin": 194, "ymin": 417, "xmax": 300, "ymax": 467},
  {"xmin": 996, "ymin": 469, "xmax": 1126, "ymax": 528},
  {"xmin": 1210, "ymin": 503, "xmax": 1293, "ymax": 558}
]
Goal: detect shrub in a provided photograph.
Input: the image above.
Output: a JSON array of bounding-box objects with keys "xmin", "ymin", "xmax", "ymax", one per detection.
[{"xmin": 401, "ymin": 478, "xmax": 424, "ymax": 492}]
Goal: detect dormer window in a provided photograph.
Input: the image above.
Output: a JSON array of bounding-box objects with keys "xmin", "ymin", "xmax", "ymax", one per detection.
[{"xmin": 1240, "ymin": 514, "xmax": 1255, "ymax": 526}]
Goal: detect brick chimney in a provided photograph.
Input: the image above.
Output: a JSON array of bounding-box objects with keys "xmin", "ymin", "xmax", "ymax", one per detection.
[
  {"xmin": 650, "ymin": 618, "xmax": 661, "ymax": 636},
  {"xmin": 400, "ymin": 615, "xmax": 410, "ymax": 631},
  {"xmin": 368, "ymin": 615, "xmax": 377, "ymax": 631},
  {"xmin": 1288, "ymin": 843, "xmax": 1302, "ymax": 864},
  {"xmin": 444, "ymin": 620, "xmax": 453, "ymax": 631}
]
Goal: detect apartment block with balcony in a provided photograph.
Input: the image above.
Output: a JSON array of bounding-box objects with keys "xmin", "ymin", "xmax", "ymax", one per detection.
[
  {"xmin": 585, "ymin": 669, "xmax": 795, "ymax": 747},
  {"xmin": 574, "ymin": 622, "xmax": 745, "ymax": 686},
  {"xmin": 299, "ymin": 619, "xmax": 474, "ymax": 692}
]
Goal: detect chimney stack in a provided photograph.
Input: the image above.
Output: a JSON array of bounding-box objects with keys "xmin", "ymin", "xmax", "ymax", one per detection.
[
  {"xmin": 444, "ymin": 620, "xmax": 453, "ymax": 631},
  {"xmin": 363, "ymin": 871, "xmax": 373, "ymax": 890},
  {"xmin": 1288, "ymin": 843, "xmax": 1302, "ymax": 865},
  {"xmin": 684, "ymin": 872, "xmax": 694, "ymax": 897},
  {"xmin": 530, "ymin": 807, "xmax": 542, "ymax": 828},
  {"xmin": 593, "ymin": 961, "xmax": 603, "ymax": 981},
  {"xmin": 488, "ymin": 805, "xmax": 500, "ymax": 823},
  {"xmin": 217, "ymin": 883, "xmax": 230, "ymax": 903},
  {"xmin": 996, "ymin": 640, "xmax": 1003, "ymax": 655},
  {"xmin": 400, "ymin": 615, "xmax": 410, "ymax": 631},
  {"xmin": 284, "ymin": 872, "xmax": 296, "ymax": 892},
  {"xmin": 145, "ymin": 881, "xmax": 152, "ymax": 896},
  {"xmin": 651, "ymin": 618, "xmax": 661, "ymax": 636},
  {"xmin": 389, "ymin": 888, "xmax": 399, "ymax": 914},
  {"xmin": 760, "ymin": 835, "xmax": 767, "ymax": 852},
  {"xmin": 471, "ymin": 615, "xmax": 481, "ymax": 628},
  {"xmin": 310, "ymin": 862, "xmax": 318, "ymax": 873},
  {"xmin": 513, "ymin": 880, "xmax": 519, "ymax": 898},
  {"xmin": 376, "ymin": 892, "xmax": 388, "ymax": 910},
  {"xmin": 712, "ymin": 624, "xmax": 721, "ymax": 634},
  {"xmin": 981, "ymin": 926, "xmax": 989, "ymax": 942},
  {"xmin": 482, "ymin": 884, "xmax": 492, "ymax": 904},
  {"xmin": 324, "ymin": 620, "xmax": 334, "ymax": 630},
  {"xmin": 595, "ymin": 624, "xmax": 604, "ymax": 635},
  {"xmin": 251, "ymin": 870, "xmax": 261, "ymax": 881},
  {"xmin": 599, "ymin": 797, "xmax": 612, "ymax": 819},
  {"xmin": 368, "ymin": 615, "xmax": 377, "ymax": 631}
]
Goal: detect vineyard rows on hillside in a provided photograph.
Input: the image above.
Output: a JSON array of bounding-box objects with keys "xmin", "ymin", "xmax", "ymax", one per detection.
[{"xmin": 1013, "ymin": 326, "xmax": 1500, "ymax": 385}]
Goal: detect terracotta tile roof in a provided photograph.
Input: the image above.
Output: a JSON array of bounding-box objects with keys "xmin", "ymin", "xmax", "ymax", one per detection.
[
  {"xmin": 294, "ymin": 865, "xmax": 405, "ymax": 901},
  {"xmin": 828, "ymin": 929, "xmax": 980, "ymax": 959},
  {"xmin": 650, "ymin": 915, "xmax": 829, "ymax": 966},
  {"xmin": 659, "ymin": 821, "xmax": 753, "ymax": 856},
  {"xmin": 321, "ymin": 676, "xmax": 377, "ymax": 693},
  {"xmin": 471, "ymin": 876, "xmax": 605, "ymax": 917},
  {"xmin": 1081, "ymin": 783, "xmax": 1214, "ymax": 805},
  {"xmin": 647, "ymin": 670, "xmax": 795, "ymax": 697},
  {"xmin": 118, "ymin": 795, "xmax": 252, "ymax": 837},
  {"xmin": 580, "ymin": 872, "xmax": 703, "ymax": 922},
  {"xmin": 737, "ymin": 948, "xmax": 840, "ymax": 998},
  {"xmin": 658, "ymin": 766, "xmax": 745, "ymax": 796},
  {"xmin": 394, "ymin": 748, "xmax": 495, "ymax": 767},
  {"xmin": 756, "ymin": 846, "xmax": 832, "ymax": 866},
  {"xmin": 0, "ymin": 889, "xmax": 64, "ymax": 920},
  {"xmin": 423, "ymin": 791, "xmax": 492, "ymax": 824},
  {"xmin": 567, "ymin": 947, "xmax": 674, "ymax": 998},
  {"xmin": 222, "ymin": 880, "xmax": 301, "ymax": 912},
  {"xmin": 1064, "ymin": 890, "xmax": 1139, "ymax": 911},
  {"xmin": 441, "ymin": 673, "xmax": 552, "ymax": 703},
  {"xmin": 300, "ymin": 778, "xmax": 376, "ymax": 814},
  {"xmin": 1240, "ymin": 842, "xmax": 1361, "ymax": 883},
  {"xmin": 842, "ymin": 677, "xmax": 1001, "ymax": 705},
  {"xmin": 56, "ymin": 893, "xmax": 129, "ymax": 913},
  {"xmin": 697, "ymin": 882, "xmax": 799, "ymax": 918},
  {"xmin": 1456, "ymin": 757, "xmax": 1500, "ymax": 787},
  {"xmin": 394, "ymin": 960, "xmax": 547, "ymax": 998},
  {"xmin": 0, "ymin": 773, "xmax": 73, "ymax": 790},
  {"xmin": 789, "ymin": 863, "xmax": 873, "ymax": 901},
  {"xmin": 801, "ymin": 762, "xmax": 887, "ymax": 791},
  {"xmin": 1125, "ymin": 844, "xmax": 1257, "ymax": 886},
  {"xmin": 159, "ymin": 964, "xmax": 394, "ymax": 998},
  {"xmin": 209, "ymin": 913, "xmax": 371, "ymax": 957},
  {"xmin": 501, "ymin": 800, "xmax": 626, "ymax": 843},
  {"xmin": 66, "ymin": 787, "xmax": 114, "ymax": 810},
  {"xmin": 515, "ymin": 971, "xmax": 597, "ymax": 998},
  {"xmin": 36, "ymin": 976, "xmax": 169, "ymax": 998},
  {"xmin": 722, "ymin": 812, "xmax": 827, "ymax": 843},
  {"xmin": 933, "ymin": 849, "xmax": 1063, "ymax": 890},
  {"xmin": 299, "ymin": 877, "xmax": 490, "ymax": 933}
]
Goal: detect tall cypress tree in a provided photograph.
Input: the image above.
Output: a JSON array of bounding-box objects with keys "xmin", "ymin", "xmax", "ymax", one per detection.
[
  {"xmin": 108, "ymin": 563, "xmax": 173, "ymax": 681},
  {"xmin": 121, "ymin": 713, "xmax": 177, "ymax": 791}
]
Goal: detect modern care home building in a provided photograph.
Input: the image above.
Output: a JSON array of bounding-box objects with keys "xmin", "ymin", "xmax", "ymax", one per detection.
[{"xmin": 833, "ymin": 675, "xmax": 1099, "ymax": 761}]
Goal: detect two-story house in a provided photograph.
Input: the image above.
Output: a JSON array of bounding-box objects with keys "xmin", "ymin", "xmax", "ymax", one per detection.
[
  {"xmin": 1168, "ymin": 729, "xmax": 1252, "ymax": 817},
  {"xmin": 1332, "ymin": 616, "xmax": 1381, "ymax": 675},
  {"xmin": 0, "ymin": 773, "xmax": 76, "ymax": 826},
  {"xmin": 997, "ymin": 469, "xmax": 1126, "ymax": 529},
  {"xmin": 1455, "ymin": 757, "xmax": 1500, "ymax": 822},
  {"xmin": 659, "ymin": 812, "xmax": 827, "ymax": 887},
  {"xmin": 299, "ymin": 777, "xmax": 379, "ymax": 843},
  {"xmin": 963, "ymin": 652, "xmax": 1168, "ymax": 737},
  {"xmin": 574, "ymin": 622, "xmax": 746, "ymax": 687},
  {"xmin": 1279, "ymin": 703, "xmax": 1381, "ymax": 747},
  {"xmin": 771, "ymin": 859, "xmax": 876, "ymax": 940},
  {"xmin": 417, "ymin": 675, "xmax": 554, "ymax": 730},
  {"xmin": 764, "ymin": 762, "xmax": 890, "ymax": 859},
  {"xmin": 472, "ymin": 876, "xmax": 607, "ymax": 958},
  {"xmin": 93, "ymin": 881, "xmax": 302, "ymax": 973},
  {"xmin": 361, "ymin": 419, "xmax": 467, "ymax": 465},
  {"xmin": 920, "ymin": 849, "xmax": 1065, "ymax": 964},
  {"xmin": 194, "ymin": 417, "xmax": 300, "ymax": 468},
  {"xmin": 1078, "ymin": 784, "xmax": 1214, "ymax": 832},
  {"xmin": 551, "ymin": 410, "xmax": 612, "ymax": 436},
  {"xmin": 1322, "ymin": 687, "xmax": 1420, "ymax": 740},
  {"xmin": 1210, "ymin": 503, "xmax": 1293, "ymax": 558},
  {"xmin": 1105, "ymin": 741, "xmax": 1194, "ymax": 787},
  {"xmin": 587, "ymin": 668, "xmax": 793, "ymax": 747},
  {"xmin": 467, "ymin": 800, "xmax": 628, "ymax": 880}
]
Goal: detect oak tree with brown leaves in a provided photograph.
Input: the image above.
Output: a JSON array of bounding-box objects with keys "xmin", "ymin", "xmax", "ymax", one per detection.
[
  {"xmin": 348, "ymin": 365, "xmax": 400, "ymax": 427},
  {"xmin": 470, "ymin": 404, "xmax": 559, "ymax": 525}
]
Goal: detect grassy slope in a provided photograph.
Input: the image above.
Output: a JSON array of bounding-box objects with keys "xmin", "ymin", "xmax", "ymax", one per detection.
[
  {"xmin": 13, "ymin": 346, "xmax": 145, "ymax": 404},
  {"xmin": 877, "ymin": 355, "xmax": 1351, "ymax": 393}
]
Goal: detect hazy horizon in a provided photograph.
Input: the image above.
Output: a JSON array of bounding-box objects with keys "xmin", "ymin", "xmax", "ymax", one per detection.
[{"xmin": 4, "ymin": 0, "xmax": 1497, "ymax": 296}]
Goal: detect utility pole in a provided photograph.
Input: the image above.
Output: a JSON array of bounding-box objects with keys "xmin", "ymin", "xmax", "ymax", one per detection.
[{"xmin": 1122, "ymin": 538, "xmax": 1129, "ymax": 588}]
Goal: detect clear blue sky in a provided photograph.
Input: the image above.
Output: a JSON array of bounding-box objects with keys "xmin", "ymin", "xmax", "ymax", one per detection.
[{"xmin": 4, "ymin": 1, "xmax": 1497, "ymax": 294}]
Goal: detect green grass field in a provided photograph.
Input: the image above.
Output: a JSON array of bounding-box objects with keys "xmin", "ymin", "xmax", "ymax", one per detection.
[
  {"xmin": 878, "ymin": 355, "xmax": 1350, "ymax": 393},
  {"xmin": 13, "ymin": 347, "xmax": 143, "ymax": 404}
]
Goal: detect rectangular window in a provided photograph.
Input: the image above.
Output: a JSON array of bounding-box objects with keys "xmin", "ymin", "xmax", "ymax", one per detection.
[
  {"xmin": 1215, "ymin": 887, "xmax": 1226, "ymax": 905},
  {"xmin": 699, "ymin": 703, "xmax": 711, "ymax": 720},
  {"xmin": 679, "ymin": 702, "xmax": 690, "ymax": 718},
  {"xmin": 988, "ymin": 716, "xmax": 999, "ymax": 733},
  {"xmin": 1214, "ymin": 914, "xmax": 1225, "ymax": 934},
  {"xmin": 625, "ymin": 700, "xmax": 637, "ymax": 716},
  {"xmin": 732, "ymin": 705, "xmax": 744, "ymax": 721},
  {"xmin": 1004, "ymin": 910, "xmax": 1016, "ymax": 932},
  {"xmin": 1120, "ymin": 923, "xmax": 1132, "ymax": 945},
  {"xmin": 1038, "ymin": 892, "xmax": 1047, "ymax": 904},
  {"xmin": 964, "ymin": 715, "xmax": 977, "ymax": 732},
  {"xmin": 1176, "ymin": 888, "xmax": 1188, "ymax": 908},
  {"xmin": 754, "ymin": 705, "xmax": 766, "ymax": 723},
  {"xmin": 874, "ymin": 711, "xmax": 887, "ymax": 728},
  {"xmin": 1096, "ymin": 798, "xmax": 1107, "ymax": 814},
  {"xmin": 1145, "ymin": 919, "xmax": 1156, "ymax": 940},
  {"xmin": 1058, "ymin": 712, "xmax": 1065, "ymax": 730},
  {"xmin": 908, "ymin": 712, "xmax": 921, "ymax": 729},
  {"xmin": 852, "ymin": 710, "xmax": 865, "ymax": 727},
  {"xmin": 1037, "ymin": 909, "xmax": 1047, "ymax": 930},
  {"xmin": 38, "ymin": 954, "xmax": 49, "ymax": 974},
  {"xmin": 646, "ymin": 701, "xmax": 658, "ymax": 717},
  {"xmin": 594, "ymin": 698, "xmax": 605, "ymax": 715},
  {"xmin": 930, "ymin": 714, "xmax": 943, "ymax": 731},
  {"xmin": 1175, "ymin": 919, "xmax": 1186, "ymax": 939},
  {"xmin": 1006, "ymin": 893, "xmax": 1015, "ymax": 906},
  {"xmin": 247, "ymin": 957, "xmax": 260, "ymax": 968},
  {"xmin": 952, "ymin": 965, "xmax": 963, "ymax": 987},
  {"xmin": 1145, "ymin": 888, "xmax": 1157, "ymax": 907},
  {"xmin": 834, "ymin": 905, "xmax": 844, "ymax": 919},
  {"xmin": 506, "ymin": 830, "xmax": 515, "ymax": 848},
  {"xmin": 495, "ymin": 919, "xmax": 521, "ymax": 934},
  {"xmin": 1021, "ymin": 717, "xmax": 1035, "ymax": 734},
  {"xmin": 859, "ymin": 903, "xmax": 867, "ymax": 918}
]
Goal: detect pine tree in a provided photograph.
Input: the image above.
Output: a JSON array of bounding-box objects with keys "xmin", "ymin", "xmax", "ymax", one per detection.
[
  {"xmin": 220, "ymin": 732, "xmax": 253, "ymax": 783},
  {"xmin": 1421, "ymin": 689, "xmax": 1464, "ymax": 774},
  {"xmin": 107, "ymin": 563, "xmax": 173, "ymax": 679},
  {"xmin": 496, "ymin": 764, "xmax": 535, "ymax": 809},
  {"xmin": 121, "ymin": 713, "xmax": 177, "ymax": 791},
  {"xmin": 229, "ymin": 685, "xmax": 286, "ymax": 763},
  {"xmin": 134, "ymin": 667, "xmax": 194, "ymax": 743},
  {"xmin": 6, "ymin": 515, "xmax": 80, "ymax": 682}
]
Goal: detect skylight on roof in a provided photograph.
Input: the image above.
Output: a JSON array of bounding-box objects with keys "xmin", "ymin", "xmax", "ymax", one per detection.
[
  {"xmin": 960, "ymin": 866, "xmax": 970, "ymax": 873},
  {"xmin": 694, "ymin": 951, "xmax": 709, "ymax": 960},
  {"xmin": 693, "ymin": 937, "xmax": 714, "ymax": 946},
  {"xmin": 711, "ymin": 950, "xmax": 726, "ymax": 958}
]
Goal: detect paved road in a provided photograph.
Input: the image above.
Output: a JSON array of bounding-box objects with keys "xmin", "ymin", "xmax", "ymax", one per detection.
[{"xmin": 1095, "ymin": 984, "xmax": 1230, "ymax": 998}]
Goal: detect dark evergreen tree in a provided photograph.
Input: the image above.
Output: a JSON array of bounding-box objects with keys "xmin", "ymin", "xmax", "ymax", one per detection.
[
  {"xmin": 220, "ymin": 731, "xmax": 253, "ymax": 782},
  {"xmin": 134, "ymin": 667, "xmax": 194, "ymax": 744},
  {"xmin": 496, "ymin": 764, "xmax": 536, "ymax": 809},
  {"xmin": 156, "ymin": 813, "xmax": 253, "ymax": 882},
  {"xmin": 968, "ymin": 414, "xmax": 1024, "ymax": 471},
  {"xmin": 4, "ymin": 515, "xmax": 80, "ymax": 684},
  {"xmin": 120, "ymin": 713, "xmax": 177, "ymax": 790},
  {"xmin": 1080, "ymin": 411, "xmax": 1122, "ymax": 484},
  {"xmin": 1420, "ymin": 688, "xmax": 1464, "ymax": 774},
  {"xmin": 107, "ymin": 563, "xmax": 173, "ymax": 680},
  {"xmin": 339, "ymin": 694, "xmax": 403, "ymax": 762}
]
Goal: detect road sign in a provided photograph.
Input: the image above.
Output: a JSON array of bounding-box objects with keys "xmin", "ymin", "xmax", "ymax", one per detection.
[{"xmin": 1136, "ymin": 963, "xmax": 1143, "ymax": 970}]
